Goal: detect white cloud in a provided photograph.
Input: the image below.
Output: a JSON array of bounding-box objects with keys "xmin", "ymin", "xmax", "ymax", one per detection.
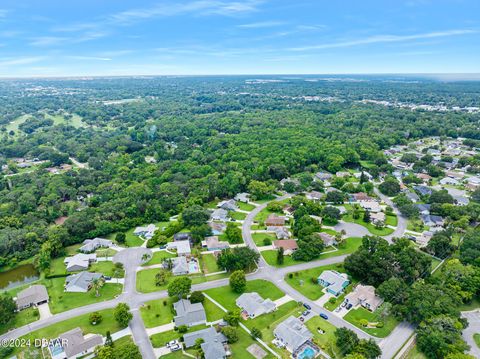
[
  {"xmin": 238, "ymin": 20, "xmax": 285, "ymax": 28},
  {"xmin": 0, "ymin": 56, "xmax": 45, "ymax": 67},
  {"xmin": 30, "ymin": 36, "xmax": 68, "ymax": 46},
  {"xmin": 290, "ymin": 29, "xmax": 477, "ymax": 51},
  {"xmin": 67, "ymin": 56, "xmax": 112, "ymax": 61}
]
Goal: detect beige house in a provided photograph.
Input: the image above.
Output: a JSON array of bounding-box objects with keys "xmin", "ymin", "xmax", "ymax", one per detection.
[{"xmin": 344, "ymin": 284, "xmax": 384, "ymax": 312}]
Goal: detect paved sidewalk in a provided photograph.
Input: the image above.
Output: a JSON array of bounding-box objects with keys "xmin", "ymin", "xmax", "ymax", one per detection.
[{"xmin": 146, "ymin": 322, "xmax": 175, "ymax": 336}]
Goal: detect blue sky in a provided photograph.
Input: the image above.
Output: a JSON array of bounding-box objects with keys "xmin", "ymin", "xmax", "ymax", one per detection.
[{"xmin": 0, "ymin": 0, "xmax": 479, "ymax": 77}]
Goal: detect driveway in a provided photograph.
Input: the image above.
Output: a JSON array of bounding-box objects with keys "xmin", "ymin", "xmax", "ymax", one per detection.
[
  {"xmin": 462, "ymin": 310, "xmax": 480, "ymax": 358},
  {"xmin": 334, "ymin": 221, "xmax": 370, "ymax": 238},
  {"xmin": 37, "ymin": 303, "xmax": 52, "ymax": 320}
]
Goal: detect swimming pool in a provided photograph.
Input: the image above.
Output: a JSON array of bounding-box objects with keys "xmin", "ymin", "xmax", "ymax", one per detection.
[
  {"xmin": 297, "ymin": 345, "xmax": 317, "ymax": 359},
  {"xmin": 188, "ymin": 260, "xmax": 199, "ymax": 273}
]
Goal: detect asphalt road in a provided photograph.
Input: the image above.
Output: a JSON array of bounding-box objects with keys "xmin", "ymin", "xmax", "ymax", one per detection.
[{"xmin": 462, "ymin": 310, "xmax": 480, "ymax": 358}]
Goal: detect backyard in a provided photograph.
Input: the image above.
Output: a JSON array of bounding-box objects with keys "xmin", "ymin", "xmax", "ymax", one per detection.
[
  {"xmin": 305, "ymin": 316, "xmax": 340, "ymax": 357},
  {"xmin": 252, "ymin": 232, "xmax": 276, "ymax": 246},
  {"xmin": 343, "ymin": 305, "xmax": 399, "ymax": 338}
]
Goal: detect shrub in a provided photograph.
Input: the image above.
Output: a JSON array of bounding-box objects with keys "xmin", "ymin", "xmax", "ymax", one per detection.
[{"xmin": 178, "ymin": 325, "xmax": 188, "ymax": 333}]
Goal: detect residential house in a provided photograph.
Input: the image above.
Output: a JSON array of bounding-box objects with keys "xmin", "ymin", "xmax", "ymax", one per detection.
[
  {"xmin": 265, "ymin": 214, "xmax": 286, "ymax": 227},
  {"xmin": 318, "ymin": 270, "xmax": 350, "ymax": 296},
  {"xmin": 318, "ymin": 232, "xmax": 337, "ymax": 247},
  {"xmin": 79, "ymin": 238, "xmax": 112, "ymax": 253},
  {"xmin": 202, "ymin": 236, "xmax": 229, "ymax": 251},
  {"xmin": 210, "ymin": 208, "xmax": 229, "ymax": 222},
  {"xmin": 415, "ymin": 231, "xmax": 434, "ymax": 247},
  {"xmin": 314, "ymin": 172, "xmax": 333, "ymax": 182},
  {"xmin": 421, "ymin": 214, "xmax": 445, "ymax": 228},
  {"xmin": 173, "ymin": 299, "xmax": 207, "ymax": 327},
  {"xmin": 273, "ymin": 240, "xmax": 298, "ymax": 255},
  {"xmin": 50, "ymin": 327, "xmax": 103, "ymax": 359},
  {"xmin": 166, "ymin": 240, "xmax": 191, "ymax": 256},
  {"xmin": 133, "ymin": 224, "xmax": 157, "ymax": 239},
  {"xmin": 370, "ymin": 212, "xmax": 386, "ymax": 226},
  {"xmin": 64, "ymin": 253, "xmax": 96, "ymax": 272},
  {"xmin": 170, "ymin": 256, "xmax": 189, "ymax": 276},
  {"xmin": 416, "ymin": 204, "xmax": 431, "ymax": 215},
  {"xmin": 64, "ymin": 272, "xmax": 103, "ymax": 293},
  {"xmin": 447, "ymin": 171, "xmax": 465, "ymax": 179},
  {"xmin": 352, "ymin": 192, "xmax": 372, "ymax": 202},
  {"xmin": 344, "ymin": 284, "xmax": 384, "ymax": 312},
  {"xmin": 413, "ymin": 185, "xmax": 433, "ymax": 197},
  {"xmin": 15, "ymin": 285, "xmax": 49, "ymax": 310},
  {"xmin": 208, "ymin": 221, "xmax": 227, "ymax": 235},
  {"xmin": 305, "ymin": 191, "xmax": 325, "ymax": 202},
  {"xmin": 280, "ymin": 177, "xmax": 300, "ymax": 187},
  {"xmin": 454, "ymin": 195, "xmax": 469, "ymax": 206},
  {"xmin": 416, "ymin": 173, "xmax": 432, "ymax": 183},
  {"xmin": 234, "ymin": 193, "xmax": 250, "ymax": 203},
  {"xmin": 183, "ymin": 327, "xmax": 228, "ymax": 359},
  {"xmin": 360, "ymin": 201, "xmax": 381, "ymax": 213},
  {"xmin": 405, "ymin": 191, "xmax": 420, "ymax": 203},
  {"xmin": 272, "ymin": 226, "xmax": 290, "ymax": 240},
  {"xmin": 440, "ymin": 177, "xmax": 459, "ymax": 186},
  {"xmin": 217, "ymin": 199, "xmax": 238, "ymax": 211},
  {"xmin": 173, "ymin": 232, "xmax": 193, "ymax": 243},
  {"xmin": 236, "ymin": 292, "xmax": 276, "ymax": 319},
  {"xmin": 336, "ymin": 171, "xmax": 350, "ymax": 178},
  {"xmin": 274, "ymin": 316, "xmax": 313, "ymax": 353}
]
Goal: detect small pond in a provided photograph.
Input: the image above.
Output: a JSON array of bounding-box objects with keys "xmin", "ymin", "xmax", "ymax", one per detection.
[{"xmin": 0, "ymin": 264, "xmax": 39, "ymax": 291}]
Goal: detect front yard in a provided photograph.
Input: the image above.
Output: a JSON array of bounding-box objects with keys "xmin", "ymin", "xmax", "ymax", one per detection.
[
  {"xmin": 203, "ymin": 280, "xmax": 284, "ymax": 311},
  {"xmin": 252, "ymin": 232, "xmax": 276, "ymax": 246},
  {"xmin": 140, "ymin": 298, "xmax": 175, "ymax": 328},
  {"xmin": 142, "ymin": 251, "xmax": 176, "ymax": 266},
  {"xmin": 284, "ymin": 263, "xmax": 347, "ymax": 301},
  {"xmin": 305, "ymin": 316, "xmax": 340, "ymax": 357},
  {"xmin": 343, "ymin": 305, "xmax": 399, "ymax": 338}
]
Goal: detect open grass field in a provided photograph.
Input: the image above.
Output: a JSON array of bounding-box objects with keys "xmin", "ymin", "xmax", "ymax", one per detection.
[
  {"xmin": 252, "ymin": 232, "xmax": 276, "ymax": 246},
  {"xmin": 285, "ymin": 263, "xmax": 347, "ymax": 301},
  {"xmin": 230, "ymin": 327, "xmax": 276, "ymax": 359},
  {"xmin": 305, "ymin": 316, "xmax": 340, "ymax": 357},
  {"xmin": 204, "ymin": 280, "xmax": 284, "ymax": 311},
  {"xmin": 142, "ymin": 251, "xmax": 176, "ymax": 266},
  {"xmin": 343, "ymin": 211, "xmax": 394, "ymax": 236},
  {"xmin": 43, "ymin": 277, "xmax": 122, "ymax": 314},
  {"xmin": 140, "ymin": 298, "xmax": 174, "ymax": 328},
  {"xmin": 201, "ymin": 253, "xmax": 220, "ymax": 274},
  {"xmin": 263, "ymin": 237, "xmax": 362, "ymax": 268},
  {"xmin": 343, "ymin": 305, "xmax": 399, "ymax": 338}
]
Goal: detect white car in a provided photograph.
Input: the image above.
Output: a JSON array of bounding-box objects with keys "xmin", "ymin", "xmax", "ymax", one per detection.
[{"xmin": 170, "ymin": 344, "xmax": 181, "ymax": 352}]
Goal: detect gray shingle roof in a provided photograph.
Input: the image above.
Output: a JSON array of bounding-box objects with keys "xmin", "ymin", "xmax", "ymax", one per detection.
[
  {"xmin": 183, "ymin": 327, "xmax": 226, "ymax": 348},
  {"xmin": 58, "ymin": 327, "xmax": 103, "ymax": 357},
  {"xmin": 174, "ymin": 299, "xmax": 206, "ymax": 327},
  {"xmin": 65, "ymin": 272, "xmax": 103, "ymax": 292},
  {"xmin": 79, "ymin": 238, "xmax": 112, "ymax": 253},
  {"xmin": 16, "ymin": 285, "xmax": 48, "ymax": 309},
  {"xmin": 274, "ymin": 316, "xmax": 312, "ymax": 352},
  {"xmin": 236, "ymin": 292, "xmax": 276, "ymax": 317}
]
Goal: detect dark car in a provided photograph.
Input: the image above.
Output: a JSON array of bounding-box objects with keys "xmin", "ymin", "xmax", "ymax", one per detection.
[
  {"xmin": 319, "ymin": 313, "xmax": 329, "ymax": 320},
  {"xmin": 303, "ymin": 303, "xmax": 312, "ymax": 310},
  {"xmin": 346, "ymin": 303, "xmax": 353, "ymax": 310}
]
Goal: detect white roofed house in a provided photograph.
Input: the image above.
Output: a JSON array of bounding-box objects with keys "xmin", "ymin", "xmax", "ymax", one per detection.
[
  {"xmin": 217, "ymin": 199, "xmax": 238, "ymax": 211},
  {"xmin": 236, "ymin": 292, "xmax": 276, "ymax": 319},
  {"xmin": 318, "ymin": 232, "xmax": 337, "ymax": 247},
  {"xmin": 49, "ymin": 327, "xmax": 103, "ymax": 359},
  {"xmin": 305, "ymin": 191, "xmax": 325, "ymax": 202},
  {"xmin": 314, "ymin": 172, "xmax": 333, "ymax": 182},
  {"xmin": 133, "ymin": 224, "xmax": 157, "ymax": 239},
  {"xmin": 210, "ymin": 208, "xmax": 229, "ymax": 222},
  {"xmin": 64, "ymin": 272, "xmax": 103, "ymax": 293},
  {"xmin": 360, "ymin": 201, "xmax": 382, "ymax": 213},
  {"xmin": 273, "ymin": 226, "xmax": 291, "ymax": 240},
  {"xmin": 202, "ymin": 236, "xmax": 229, "ymax": 251},
  {"xmin": 234, "ymin": 192, "xmax": 250, "ymax": 203},
  {"xmin": 166, "ymin": 240, "xmax": 191, "ymax": 256},
  {"xmin": 318, "ymin": 270, "xmax": 350, "ymax": 296},
  {"xmin": 173, "ymin": 299, "xmax": 207, "ymax": 327},
  {"xmin": 170, "ymin": 256, "xmax": 189, "ymax": 276},
  {"xmin": 273, "ymin": 316, "xmax": 314, "ymax": 354},
  {"xmin": 64, "ymin": 253, "xmax": 96, "ymax": 272},
  {"xmin": 370, "ymin": 212, "xmax": 386, "ymax": 226},
  {"xmin": 440, "ymin": 177, "xmax": 459, "ymax": 186},
  {"xmin": 344, "ymin": 284, "xmax": 384, "ymax": 312},
  {"xmin": 79, "ymin": 237, "xmax": 112, "ymax": 253},
  {"xmin": 15, "ymin": 285, "xmax": 49, "ymax": 310}
]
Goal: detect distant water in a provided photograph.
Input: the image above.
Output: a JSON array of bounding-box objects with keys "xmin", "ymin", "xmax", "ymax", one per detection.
[{"xmin": 0, "ymin": 264, "xmax": 39, "ymax": 291}]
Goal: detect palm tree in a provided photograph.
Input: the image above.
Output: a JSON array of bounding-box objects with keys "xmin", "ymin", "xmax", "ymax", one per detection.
[
  {"xmin": 142, "ymin": 253, "xmax": 150, "ymax": 263},
  {"xmin": 91, "ymin": 278, "xmax": 104, "ymax": 297}
]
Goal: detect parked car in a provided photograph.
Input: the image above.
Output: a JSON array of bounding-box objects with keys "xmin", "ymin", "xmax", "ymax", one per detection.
[
  {"xmin": 319, "ymin": 313, "xmax": 329, "ymax": 320},
  {"xmin": 299, "ymin": 317, "xmax": 304, "ymax": 322},
  {"xmin": 170, "ymin": 344, "xmax": 181, "ymax": 352},
  {"xmin": 103, "ymin": 276, "xmax": 112, "ymax": 280},
  {"xmin": 346, "ymin": 303, "xmax": 353, "ymax": 310},
  {"xmin": 302, "ymin": 310, "xmax": 310, "ymax": 316},
  {"xmin": 303, "ymin": 303, "xmax": 312, "ymax": 310}
]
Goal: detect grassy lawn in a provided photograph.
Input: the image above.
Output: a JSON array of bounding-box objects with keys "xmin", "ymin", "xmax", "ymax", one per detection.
[
  {"xmin": 0, "ymin": 307, "xmax": 39, "ymax": 335},
  {"xmin": 96, "ymin": 248, "xmax": 118, "ymax": 257},
  {"xmin": 204, "ymin": 297, "xmax": 226, "ymax": 322},
  {"xmin": 343, "ymin": 211, "xmax": 394, "ymax": 236},
  {"xmin": 430, "ymin": 257, "xmax": 442, "ymax": 272},
  {"xmin": 474, "ymin": 333, "xmax": 480, "ymax": 348},
  {"xmin": 204, "ymin": 280, "xmax": 284, "ymax": 311},
  {"xmin": 385, "ymin": 214, "xmax": 398, "ymax": 227},
  {"xmin": 243, "ymin": 300, "xmax": 300, "ymax": 333},
  {"xmin": 230, "ymin": 327, "xmax": 275, "ymax": 359},
  {"xmin": 238, "ymin": 202, "xmax": 256, "ymax": 211},
  {"xmin": 43, "ymin": 277, "xmax": 122, "ymax": 314},
  {"xmin": 407, "ymin": 218, "xmax": 426, "ymax": 232},
  {"xmin": 343, "ymin": 305, "xmax": 398, "ymax": 338},
  {"xmin": 459, "ymin": 296, "xmax": 480, "ymax": 311},
  {"xmin": 252, "ymin": 232, "xmax": 276, "ymax": 246},
  {"xmin": 406, "ymin": 345, "xmax": 427, "ymax": 359},
  {"xmin": 254, "ymin": 206, "xmax": 284, "ymax": 223},
  {"xmin": 140, "ymin": 298, "xmax": 174, "ymax": 328},
  {"xmin": 285, "ymin": 263, "xmax": 346, "ymax": 301},
  {"xmin": 136, "ymin": 268, "xmax": 170, "ymax": 293},
  {"xmin": 201, "ymin": 253, "xmax": 220, "ymax": 274},
  {"xmin": 150, "ymin": 324, "xmax": 207, "ymax": 348},
  {"xmin": 230, "ymin": 211, "xmax": 247, "ymax": 221},
  {"xmin": 305, "ymin": 316, "xmax": 340, "ymax": 357},
  {"xmin": 263, "ymin": 237, "xmax": 362, "ymax": 268},
  {"xmin": 142, "ymin": 251, "xmax": 176, "ymax": 266},
  {"xmin": 323, "ymin": 282, "xmax": 356, "ymax": 311},
  {"xmin": 89, "ymin": 261, "xmax": 124, "ymax": 278},
  {"xmin": 13, "ymin": 309, "xmax": 122, "ymax": 355}
]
